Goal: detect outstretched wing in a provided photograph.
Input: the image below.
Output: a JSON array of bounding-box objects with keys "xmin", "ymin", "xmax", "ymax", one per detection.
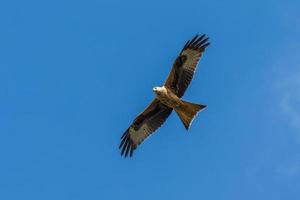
[
  {"xmin": 119, "ymin": 99, "xmax": 172, "ymax": 157},
  {"xmin": 165, "ymin": 34, "xmax": 210, "ymax": 97}
]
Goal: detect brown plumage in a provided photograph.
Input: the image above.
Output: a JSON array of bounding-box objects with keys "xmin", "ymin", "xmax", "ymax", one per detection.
[{"xmin": 119, "ymin": 34, "xmax": 210, "ymax": 157}]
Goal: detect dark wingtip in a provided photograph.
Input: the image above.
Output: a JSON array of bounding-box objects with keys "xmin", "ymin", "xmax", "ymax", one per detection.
[
  {"xmin": 190, "ymin": 34, "xmax": 205, "ymax": 47},
  {"xmin": 119, "ymin": 133, "xmax": 128, "ymax": 149},
  {"xmin": 182, "ymin": 34, "xmax": 210, "ymax": 52},
  {"xmin": 188, "ymin": 35, "xmax": 199, "ymax": 47},
  {"xmin": 124, "ymin": 140, "xmax": 131, "ymax": 157},
  {"xmin": 129, "ymin": 147, "xmax": 134, "ymax": 157},
  {"xmin": 119, "ymin": 130, "xmax": 136, "ymax": 158},
  {"xmin": 121, "ymin": 128, "xmax": 129, "ymax": 139},
  {"xmin": 121, "ymin": 138, "xmax": 129, "ymax": 156},
  {"xmin": 201, "ymin": 42, "xmax": 210, "ymax": 50}
]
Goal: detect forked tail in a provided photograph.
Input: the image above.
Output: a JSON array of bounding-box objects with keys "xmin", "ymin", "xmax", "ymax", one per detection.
[{"xmin": 175, "ymin": 100, "xmax": 206, "ymax": 130}]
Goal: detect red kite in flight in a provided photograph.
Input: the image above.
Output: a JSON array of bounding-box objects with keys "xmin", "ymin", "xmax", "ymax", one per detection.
[{"xmin": 119, "ymin": 34, "xmax": 210, "ymax": 157}]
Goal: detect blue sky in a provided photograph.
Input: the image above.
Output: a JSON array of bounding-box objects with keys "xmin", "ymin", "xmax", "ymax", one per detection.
[{"xmin": 0, "ymin": 0, "xmax": 300, "ymax": 199}]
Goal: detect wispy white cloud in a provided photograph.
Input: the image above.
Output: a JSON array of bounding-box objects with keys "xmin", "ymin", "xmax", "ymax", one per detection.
[
  {"xmin": 272, "ymin": 67, "xmax": 300, "ymax": 179},
  {"xmin": 276, "ymin": 72, "xmax": 300, "ymax": 142},
  {"xmin": 269, "ymin": 34, "xmax": 300, "ymax": 141},
  {"xmin": 270, "ymin": 53, "xmax": 300, "ymax": 179},
  {"xmin": 265, "ymin": 5, "xmax": 300, "ymax": 179}
]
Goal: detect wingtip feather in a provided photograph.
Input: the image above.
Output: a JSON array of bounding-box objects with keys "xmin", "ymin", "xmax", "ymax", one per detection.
[{"xmin": 182, "ymin": 34, "xmax": 210, "ymax": 52}]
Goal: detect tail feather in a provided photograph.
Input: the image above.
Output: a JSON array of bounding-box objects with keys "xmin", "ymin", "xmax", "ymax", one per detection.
[{"xmin": 175, "ymin": 100, "xmax": 206, "ymax": 130}]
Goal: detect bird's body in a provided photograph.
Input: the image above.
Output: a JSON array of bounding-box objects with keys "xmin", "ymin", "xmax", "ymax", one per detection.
[
  {"xmin": 119, "ymin": 34, "xmax": 210, "ymax": 157},
  {"xmin": 153, "ymin": 86, "xmax": 181, "ymax": 109}
]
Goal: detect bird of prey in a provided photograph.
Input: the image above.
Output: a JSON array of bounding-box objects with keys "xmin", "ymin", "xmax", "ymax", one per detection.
[{"xmin": 119, "ymin": 34, "xmax": 210, "ymax": 157}]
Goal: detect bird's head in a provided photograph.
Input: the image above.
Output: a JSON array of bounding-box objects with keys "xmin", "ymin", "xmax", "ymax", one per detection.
[{"xmin": 153, "ymin": 86, "xmax": 165, "ymax": 94}]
